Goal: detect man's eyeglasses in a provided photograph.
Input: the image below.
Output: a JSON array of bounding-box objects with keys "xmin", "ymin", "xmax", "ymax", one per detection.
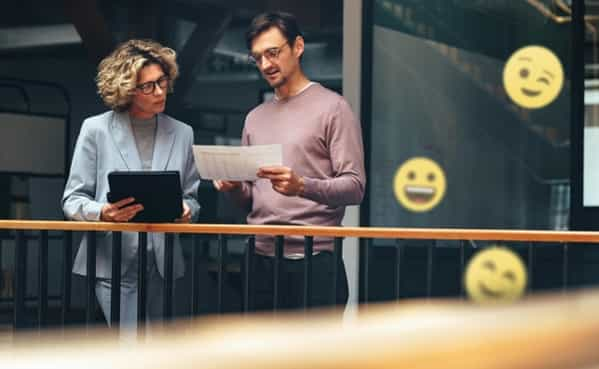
[
  {"xmin": 136, "ymin": 75, "xmax": 169, "ymax": 95},
  {"xmin": 248, "ymin": 42, "xmax": 289, "ymax": 66}
]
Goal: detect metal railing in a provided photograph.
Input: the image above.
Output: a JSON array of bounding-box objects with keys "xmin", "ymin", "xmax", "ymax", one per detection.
[{"xmin": 1, "ymin": 220, "xmax": 599, "ymax": 334}]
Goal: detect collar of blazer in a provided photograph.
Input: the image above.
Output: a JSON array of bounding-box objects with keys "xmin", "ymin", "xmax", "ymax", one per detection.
[{"xmin": 110, "ymin": 111, "xmax": 176, "ymax": 171}]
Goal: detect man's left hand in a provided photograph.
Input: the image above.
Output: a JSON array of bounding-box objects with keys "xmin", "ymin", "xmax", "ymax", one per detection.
[
  {"xmin": 175, "ymin": 202, "xmax": 191, "ymax": 223},
  {"xmin": 257, "ymin": 166, "xmax": 304, "ymax": 196}
]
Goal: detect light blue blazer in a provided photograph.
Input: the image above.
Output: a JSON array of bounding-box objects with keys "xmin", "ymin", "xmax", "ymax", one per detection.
[{"xmin": 62, "ymin": 110, "xmax": 201, "ymax": 279}]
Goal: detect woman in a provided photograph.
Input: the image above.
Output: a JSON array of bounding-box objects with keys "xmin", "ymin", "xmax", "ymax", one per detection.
[{"xmin": 62, "ymin": 39, "xmax": 200, "ymax": 329}]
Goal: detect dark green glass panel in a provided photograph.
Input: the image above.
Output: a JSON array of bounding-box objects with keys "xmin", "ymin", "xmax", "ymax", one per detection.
[{"xmin": 368, "ymin": 0, "xmax": 571, "ymax": 231}]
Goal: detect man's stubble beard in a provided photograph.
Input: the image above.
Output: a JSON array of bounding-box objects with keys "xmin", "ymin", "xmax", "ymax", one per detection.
[{"xmin": 267, "ymin": 75, "xmax": 287, "ymax": 89}]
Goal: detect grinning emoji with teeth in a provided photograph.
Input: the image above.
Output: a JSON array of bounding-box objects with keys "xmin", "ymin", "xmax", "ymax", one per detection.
[{"xmin": 393, "ymin": 157, "xmax": 446, "ymax": 212}]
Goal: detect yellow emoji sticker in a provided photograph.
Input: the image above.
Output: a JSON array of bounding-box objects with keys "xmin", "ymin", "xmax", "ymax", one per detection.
[
  {"xmin": 393, "ymin": 157, "xmax": 446, "ymax": 212},
  {"xmin": 465, "ymin": 246, "xmax": 527, "ymax": 304},
  {"xmin": 503, "ymin": 45, "xmax": 564, "ymax": 109}
]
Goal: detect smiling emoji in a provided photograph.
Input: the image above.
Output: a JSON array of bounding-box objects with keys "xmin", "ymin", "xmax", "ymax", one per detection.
[
  {"xmin": 465, "ymin": 246, "xmax": 527, "ymax": 305},
  {"xmin": 393, "ymin": 157, "xmax": 446, "ymax": 212},
  {"xmin": 503, "ymin": 45, "xmax": 564, "ymax": 109}
]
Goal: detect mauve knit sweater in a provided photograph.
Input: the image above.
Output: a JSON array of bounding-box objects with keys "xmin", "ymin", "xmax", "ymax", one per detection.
[{"xmin": 228, "ymin": 83, "xmax": 366, "ymax": 256}]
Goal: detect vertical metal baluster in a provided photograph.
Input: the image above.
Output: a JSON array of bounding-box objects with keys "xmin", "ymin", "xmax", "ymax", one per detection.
[
  {"xmin": 302, "ymin": 236, "xmax": 313, "ymax": 311},
  {"xmin": 426, "ymin": 241, "xmax": 436, "ymax": 299},
  {"xmin": 394, "ymin": 239, "xmax": 404, "ymax": 300},
  {"xmin": 332, "ymin": 237, "xmax": 342, "ymax": 305},
  {"xmin": 38, "ymin": 230, "xmax": 48, "ymax": 330},
  {"xmin": 62, "ymin": 231, "xmax": 72, "ymax": 328},
  {"xmin": 14, "ymin": 231, "xmax": 26, "ymax": 330},
  {"xmin": 163, "ymin": 233, "xmax": 174, "ymax": 321},
  {"xmin": 191, "ymin": 235, "xmax": 201, "ymax": 316},
  {"xmin": 527, "ymin": 243, "xmax": 534, "ymax": 293},
  {"xmin": 459, "ymin": 240, "xmax": 466, "ymax": 299},
  {"xmin": 217, "ymin": 234, "xmax": 227, "ymax": 314},
  {"xmin": 243, "ymin": 236, "xmax": 255, "ymax": 314},
  {"xmin": 363, "ymin": 238, "xmax": 371, "ymax": 304},
  {"xmin": 110, "ymin": 232, "xmax": 122, "ymax": 328},
  {"xmin": 137, "ymin": 232, "xmax": 147, "ymax": 338},
  {"xmin": 562, "ymin": 243, "xmax": 569, "ymax": 292},
  {"xmin": 273, "ymin": 236, "xmax": 284, "ymax": 312},
  {"xmin": 86, "ymin": 231, "xmax": 96, "ymax": 328}
]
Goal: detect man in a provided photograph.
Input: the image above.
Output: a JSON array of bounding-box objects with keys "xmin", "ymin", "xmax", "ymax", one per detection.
[
  {"xmin": 63, "ymin": 39, "xmax": 201, "ymax": 329},
  {"xmin": 214, "ymin": 12, "xmax": 365, "ymax": 310}
]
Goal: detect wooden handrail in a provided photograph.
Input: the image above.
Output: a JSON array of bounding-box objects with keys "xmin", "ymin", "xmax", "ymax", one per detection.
[
  {"xmin": 1, "ymin": 220, "xmax": 599, "ymax": 243},
  {"xmin": 6, "ymin": 289, "xmax": 599, "ymax": 368}
]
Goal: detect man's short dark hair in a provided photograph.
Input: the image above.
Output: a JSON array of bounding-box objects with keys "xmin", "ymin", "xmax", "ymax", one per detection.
[{"xmin": 245, "ymin": 11, "xmax": 303, "ymax": 50}]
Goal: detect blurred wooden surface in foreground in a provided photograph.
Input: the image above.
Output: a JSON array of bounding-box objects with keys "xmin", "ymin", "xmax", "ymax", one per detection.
[{"xmin": 4, "ymin": 289, "xmax": 599, "ymax": 369}]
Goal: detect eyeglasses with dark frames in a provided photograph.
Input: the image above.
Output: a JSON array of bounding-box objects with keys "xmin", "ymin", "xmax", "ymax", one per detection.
[
  {"xmin": 248, "ymin": 42, "xmax": 290, "ymax": 66},
  {"xmin": 136, "ymin": 75, "xmax": 170, "ymax": 95}
]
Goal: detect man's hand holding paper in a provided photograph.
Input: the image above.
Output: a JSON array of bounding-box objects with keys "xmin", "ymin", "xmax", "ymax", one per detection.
[{"xmin": 257, "ymin": 166, "xmax": 305, "ymax": 196}]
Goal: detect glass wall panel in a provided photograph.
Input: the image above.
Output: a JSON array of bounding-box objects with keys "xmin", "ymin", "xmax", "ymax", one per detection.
[{"xmin": 367, "ymin": 0, "xmax": 571, "ymax": 232}]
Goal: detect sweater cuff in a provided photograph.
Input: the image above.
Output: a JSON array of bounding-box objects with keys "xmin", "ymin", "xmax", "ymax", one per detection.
[{"xmin": 301, "ymin": 176, "xmax": 319, "ymax": 200}]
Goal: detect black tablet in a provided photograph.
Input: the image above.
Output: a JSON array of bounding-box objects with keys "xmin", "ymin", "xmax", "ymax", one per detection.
[{"xmin": 107, "ymin": 170, "xmax": 183, "ymax": 223}]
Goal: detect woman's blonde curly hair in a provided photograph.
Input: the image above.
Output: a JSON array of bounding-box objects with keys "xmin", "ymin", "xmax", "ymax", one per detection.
[{"xmin": 96, "ymin": 39, "xmax": 179, "ymax": 112}]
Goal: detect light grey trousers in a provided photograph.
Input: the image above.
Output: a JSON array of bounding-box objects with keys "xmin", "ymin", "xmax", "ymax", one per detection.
[{"xmin": 95, "ymin": 251, "xmax": 164, "ymax": 331}]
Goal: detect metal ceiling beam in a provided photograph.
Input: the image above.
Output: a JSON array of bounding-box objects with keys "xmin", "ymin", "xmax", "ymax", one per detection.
[
  {"xmin": 168, "ymin": 3, "xmax": 233, "ymax": 109},
  {"xmin": 128, "ymin": 0, "xmax": 162, "ymax": 39},
  {"xmin": 63, "ymin": 0, "xmax": 115, "ymax": 64}
]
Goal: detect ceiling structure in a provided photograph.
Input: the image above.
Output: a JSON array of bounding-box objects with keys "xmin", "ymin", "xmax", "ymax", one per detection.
[{"xmin": 0, "ymin": 0, "xmax": 343, "ymax": 114}]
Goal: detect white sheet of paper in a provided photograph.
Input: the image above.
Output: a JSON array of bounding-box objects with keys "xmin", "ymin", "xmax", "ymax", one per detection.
[{"xmin": 192, "ymin": 144, "xmax": 283, "ymax": 181}]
